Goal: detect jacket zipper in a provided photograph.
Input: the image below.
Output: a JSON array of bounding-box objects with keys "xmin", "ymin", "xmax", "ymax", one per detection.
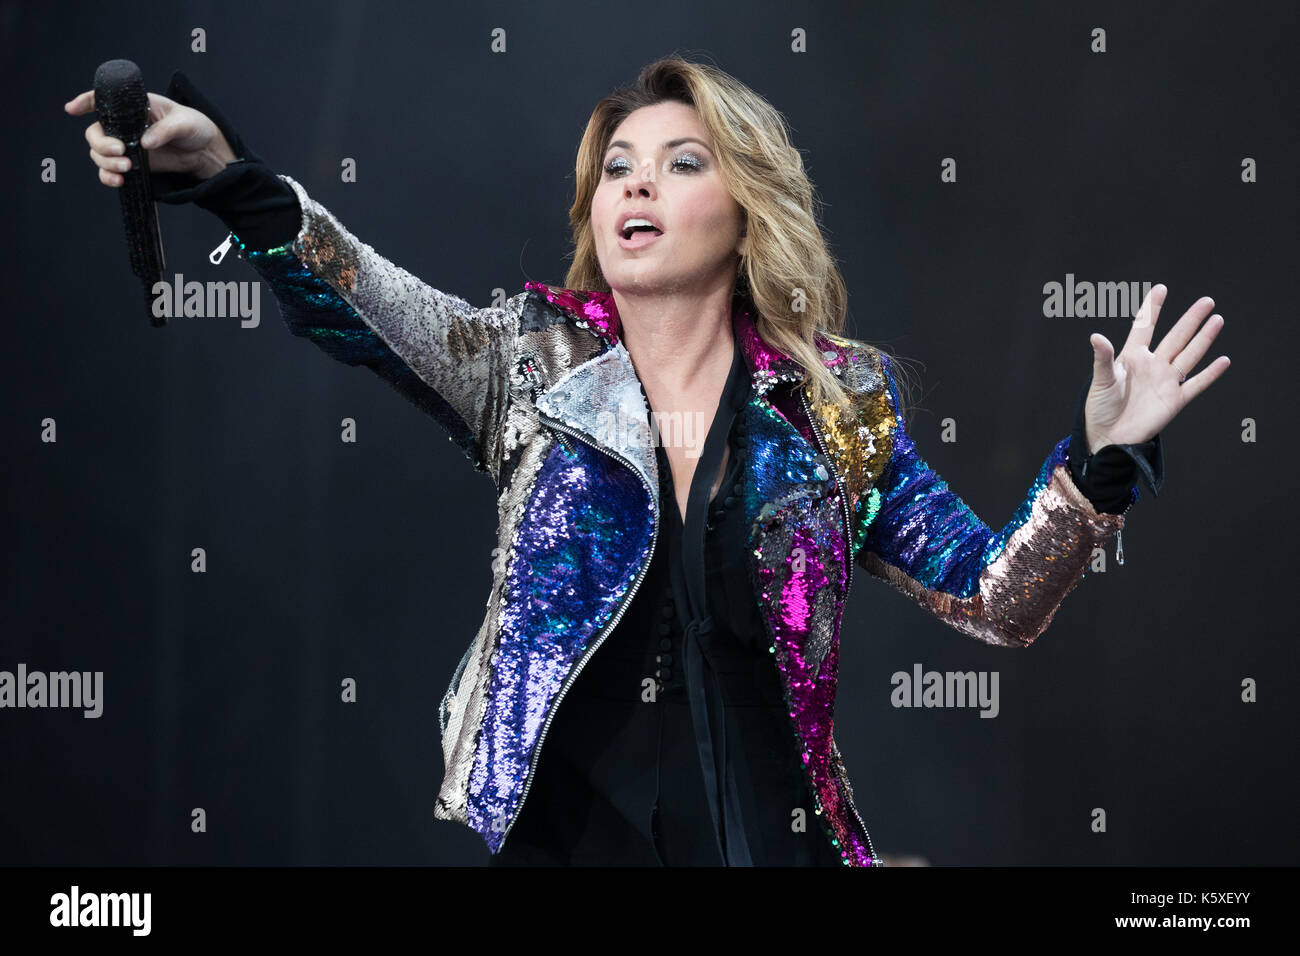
[
  {"xmin": 1079, "ymin": 451, "xmax": 1135, "ymax": 566},
  {"xmin": 210, "ymin": 231, "xmax": 235, "ymax": 264},
  {"xmin": 496, "ymin": 411, "xmax": 660, "ymax": 853},
  {"xmin": 799, "ymin": 387, "xmax": 881, "ymax": 864},
  {"xmin": 1115, "ymin": 495, "xmax": 1135, "ymax": 566}
]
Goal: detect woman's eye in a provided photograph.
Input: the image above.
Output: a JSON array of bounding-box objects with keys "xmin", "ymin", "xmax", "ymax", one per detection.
[
  {"xmin": 669, "ymin": 153, "xmax": 704, "ymax": 173},
  {"xmin": 603, "ymin": 153, "xmax": 706, "ymax": 177}
]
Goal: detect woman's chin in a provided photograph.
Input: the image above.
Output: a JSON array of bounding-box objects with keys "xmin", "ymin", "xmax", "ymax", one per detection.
[{"xmin": 605, "ymin": 265, "xmax": 675, "ymax": 294}]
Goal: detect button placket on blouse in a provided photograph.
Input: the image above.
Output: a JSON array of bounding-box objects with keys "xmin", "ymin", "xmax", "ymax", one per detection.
[{"xmin": 655, "ymin": 596, "xmax": 675, "ymax": 694}]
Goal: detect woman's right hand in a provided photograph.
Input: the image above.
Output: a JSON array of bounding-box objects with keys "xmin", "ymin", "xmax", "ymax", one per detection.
[{"xmin": 64, "ymin": 88, "xmax": 237, "ymax": 188}]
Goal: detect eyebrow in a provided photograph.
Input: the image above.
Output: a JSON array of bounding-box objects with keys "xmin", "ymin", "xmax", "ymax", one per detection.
[{"xmin": 605, "ymin": 137, "xmax": 714, "ymax": 156}]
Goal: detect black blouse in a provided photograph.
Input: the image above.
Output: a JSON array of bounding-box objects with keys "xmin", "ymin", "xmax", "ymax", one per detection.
[{"xmin": 155, "ymin": 70, "xmax": 1162, "ymax": 866}]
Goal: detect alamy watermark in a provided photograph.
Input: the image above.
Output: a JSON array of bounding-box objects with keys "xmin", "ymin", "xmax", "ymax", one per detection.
[
  {"xmin": 151, "ymin": 274, "xmax": 260, "ymax": 328},
  {"xmin": 1043, "ymin": 275, "xmax": 1154, "ymax": 319},
  {"xmin": 49, "ymin": 885, "xmax": 150, "ymax": 935},
  {"xmin": 593, "ymin": 406, "xmax": 711, "ymax": 458},
  {"xmin": 891, "ymin": 663, "xmax": 999, "ymax": 718},
  {"xmin": 0, "ymin": 664, "xmax": 102, "ymax": 717}
]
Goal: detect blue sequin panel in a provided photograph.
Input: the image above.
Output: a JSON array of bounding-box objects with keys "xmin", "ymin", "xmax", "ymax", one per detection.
[
  {"xmin": 468, "ymin": 437, "xmax": 654, "ymax": 850},
  {"xmin": 862, "ymin": 355, "xmax": 1073, "ymax": 598},
  {"xmin": 741, "ymin": 395, "xmax": 836, "ymax": 530}
]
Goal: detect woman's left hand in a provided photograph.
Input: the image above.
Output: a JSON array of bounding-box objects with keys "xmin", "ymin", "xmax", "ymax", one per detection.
[{"xmin": 1083, "ymin": 285, "xmax": 1230, "ymax": 453}]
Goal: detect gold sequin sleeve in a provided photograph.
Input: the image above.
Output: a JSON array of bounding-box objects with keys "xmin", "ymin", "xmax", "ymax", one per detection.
[{"xmin": 232, "ymin": 174, "xmax": 524, "ymax": 481}]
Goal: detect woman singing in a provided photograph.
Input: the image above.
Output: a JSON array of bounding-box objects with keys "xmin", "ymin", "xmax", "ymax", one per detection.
[{"xmin": 68, "ymin": 56, "xmax": 1228, "ymax": 867}]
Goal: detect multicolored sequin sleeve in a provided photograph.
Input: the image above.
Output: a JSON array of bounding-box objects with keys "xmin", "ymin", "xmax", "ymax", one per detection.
[
  {"xmin": 231, "ymin": 173, "xmax": 525, "ymax": 480},
  {"xmin": 855, "ymin": 352, "xmax": 1127, "ymax": 648}
]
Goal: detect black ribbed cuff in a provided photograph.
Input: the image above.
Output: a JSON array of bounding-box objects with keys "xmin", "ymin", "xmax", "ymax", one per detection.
[
  {"xmin": 147, "ymin": 70, "xmax": 300, "ymax": 251},
  {"xmin": 1066, "ymin": 368, "xmax": 1165, "ymax": 514},
  {"xmin": 159, "ymin": 158, "xmax": 300, "ymax": 251}
]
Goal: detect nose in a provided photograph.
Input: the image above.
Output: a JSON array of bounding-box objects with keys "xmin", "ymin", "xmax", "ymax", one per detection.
[{"xmin": 623, "ymin": 160, "xmax": 658, "ymax": 199}]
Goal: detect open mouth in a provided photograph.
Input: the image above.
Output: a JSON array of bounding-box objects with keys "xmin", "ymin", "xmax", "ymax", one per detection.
[{"xmin": 618, "ymin": 219, "xmax": 665, "ymax": 248}]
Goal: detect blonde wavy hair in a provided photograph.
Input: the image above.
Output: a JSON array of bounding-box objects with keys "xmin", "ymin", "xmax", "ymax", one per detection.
[{"xmin": 561, "ymin": 53, "xmax": 912, "ymax": 413}]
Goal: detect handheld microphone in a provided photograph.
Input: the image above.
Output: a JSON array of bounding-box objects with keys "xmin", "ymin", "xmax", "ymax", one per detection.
[{"xmin": 94, "ymin": 59, "xmax": 167, "ymax": 326}]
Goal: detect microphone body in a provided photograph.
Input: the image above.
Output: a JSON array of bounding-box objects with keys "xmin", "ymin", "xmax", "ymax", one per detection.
[{"xmin": 94, "ymin": 59, "xmax": 166, "ymax": 326}]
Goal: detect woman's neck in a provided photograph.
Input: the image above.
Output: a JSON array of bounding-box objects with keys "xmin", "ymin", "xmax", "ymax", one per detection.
[{"xmin": 613, "ymin": 286, "xmax": 735, "ymax": 398}]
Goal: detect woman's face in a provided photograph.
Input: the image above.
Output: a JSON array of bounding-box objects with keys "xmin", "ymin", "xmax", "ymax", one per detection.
[{"xmin": 591, "ymin": 100, "xmax": 746, "ymax": 298}]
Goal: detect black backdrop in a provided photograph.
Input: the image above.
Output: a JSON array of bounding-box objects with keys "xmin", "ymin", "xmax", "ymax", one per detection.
[{"xmin": 4, "ymin": 0, "xmax": 1296, "ymax": 866}]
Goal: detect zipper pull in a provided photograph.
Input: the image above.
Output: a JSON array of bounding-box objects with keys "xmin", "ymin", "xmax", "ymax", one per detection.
[
  {"xmin": 1114, "ymin": 497, "xmax": 1134, "ymax": 566},
  {"xmin": 209, "ymin": 231, "xmax": 234, "ymax": 264}
]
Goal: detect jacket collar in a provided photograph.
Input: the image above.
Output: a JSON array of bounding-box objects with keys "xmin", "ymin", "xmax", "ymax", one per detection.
[
  {"xmin": 526, "ymin": 282, "xmax": 854, "ymax": 508},
  {"xmin": 524, "ymin": 281, "xmax": 836, "ymax": 396}
]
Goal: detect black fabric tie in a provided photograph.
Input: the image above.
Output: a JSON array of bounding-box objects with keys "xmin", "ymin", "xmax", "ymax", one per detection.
[
  {"xmin": 668, "ymin": 328, "xmax": 753, "ymax": 867},
  {"xmin": 680, "ymin": 611, "xmax": 751, "ymax": 865}
]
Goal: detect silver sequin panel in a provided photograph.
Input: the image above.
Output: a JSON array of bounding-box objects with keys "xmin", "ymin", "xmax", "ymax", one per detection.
[{"xmin": 279, "ymin": 174, "xmax": 525, "ymax": 484}]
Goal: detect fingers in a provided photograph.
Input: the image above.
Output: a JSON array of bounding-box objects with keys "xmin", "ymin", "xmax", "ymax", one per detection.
[
  {"xmin": 1154, "ymin": 295, "xmax": 1217, "ymax": 364},
  {"xmin": 1126, "ymin": 283, "xmax": 1167, "ymax": 351},
  {"xmin": 81, "ymin": 116, "xmax": 126, "ymax": 187},
  {"xmin": 144, "ymin": 91, "xmax": 174, "ymax": 125},
  {"xmin": 1089, "ymin": 332, "xmax": 1116, "ymax": 387},
  {"xmin": 1170, "ymin": 312, "xmax": 1226, "ymax": 376},
  {"xmin": 138, "ymin": 110, "xmax": 189, "ymax": 150},
  {"xmin": 1179, "ymin": 355, "xmax": 1231, "ymax": 403},
  {"xmin": 97, "ymin": 165, "xmax": 126, "ymax": 188},
  {"xmin": 75, "ymin": 87, "xmax": 126, "ymax": 161},
  {"xmin": 63, "ymin": 89, "xmax": 94, "ymax": 114},
  {"xmin": 89, "ymin": 142, "xmax": 133, "ymax": 177},
  {"xmin": 78, "ymin": 116, "xmax": 128, "ymax": 188},
  {"xmin": 82, "ymin": 117, "xmax": 122, "ymax": 152},
  {"xmin": 70, "ymin": 87, "xmax": 166, "ymax": 187}
]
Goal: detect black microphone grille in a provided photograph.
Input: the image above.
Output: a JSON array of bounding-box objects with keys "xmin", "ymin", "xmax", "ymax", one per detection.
[{"xmin": 93, "ymin": 59, "xmax": 149, "ymax": 138}]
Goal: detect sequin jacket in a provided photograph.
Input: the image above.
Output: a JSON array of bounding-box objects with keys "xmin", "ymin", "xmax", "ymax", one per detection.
[{"xmin": 226, "ymin": 173, "xmax": 1139, "ymax": 866}]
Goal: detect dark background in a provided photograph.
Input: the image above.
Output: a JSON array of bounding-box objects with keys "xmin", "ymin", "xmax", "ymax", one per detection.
[{"xmin": 3, "ymin": 0, "xmax": 1295, "ymax": 866}]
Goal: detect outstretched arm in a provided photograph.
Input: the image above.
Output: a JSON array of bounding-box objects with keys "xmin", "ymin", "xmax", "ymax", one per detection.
[
  {"xmin": 855, "ymin": 352, "xmax": 1137, "ymax": 648},
  {"xmin": 230, "ymin": 176, "xmax": 524, "ymax": 481},
  {"xmin": 150, "ymin": 71, "xmax": 524, "ymax": 482},
  {"xmin": 855, "ymin": 285, "xmax": 1226, "ymax": 647}
]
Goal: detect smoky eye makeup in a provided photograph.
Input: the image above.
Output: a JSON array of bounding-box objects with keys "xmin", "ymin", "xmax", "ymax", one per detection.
[
  {"xmin": 603, "ymin": 155, "xmax": 633, "ymax": 176},
  {"xmin": 602, "ymin": 151, "xmax": 707, "ymax": 177}
]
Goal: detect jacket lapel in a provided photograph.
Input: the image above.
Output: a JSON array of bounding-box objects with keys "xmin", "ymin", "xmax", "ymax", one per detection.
[
  {"xmin": 535, "ymin": 340, "xmax": 661, "ymax": 510},
  {"xmin": 525, "ymin": 285, "xmax": 859, "ymax": 555}
]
